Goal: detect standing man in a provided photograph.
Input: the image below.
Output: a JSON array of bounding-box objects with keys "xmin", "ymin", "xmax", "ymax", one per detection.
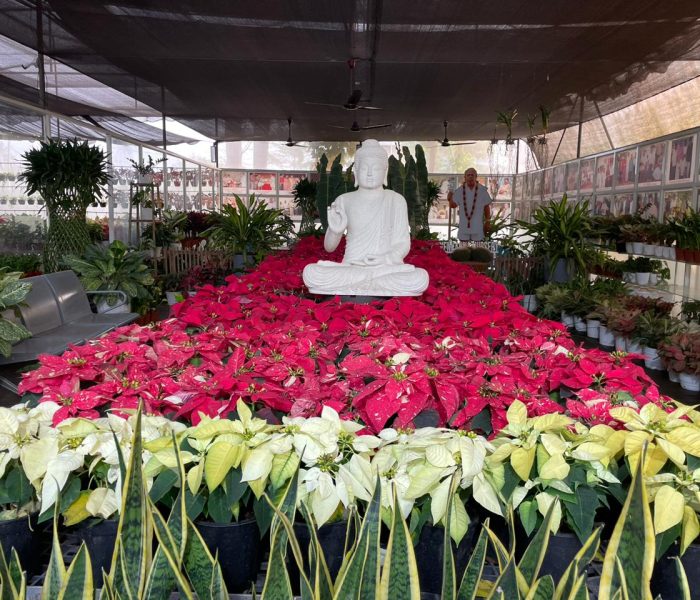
[{"xmin": 448, "ymin": 168, "xmax": 492, "ymax": 241}]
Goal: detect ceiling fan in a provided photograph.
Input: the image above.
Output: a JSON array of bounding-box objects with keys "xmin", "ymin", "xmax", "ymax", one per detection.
[
  {"xmin": 330, "ymin": 119, "xmax": 393, "ymax": 132},
  {"xmin": 281, "ymin": 118, "xmax": 307, "ymax": 147},
  {"xmin": 435, "ymin": 120, "xmax": 475, "ymax": 147},
  {"xmin": 305, "ymin": 59, "xmax": 382, "ymax": 111}
]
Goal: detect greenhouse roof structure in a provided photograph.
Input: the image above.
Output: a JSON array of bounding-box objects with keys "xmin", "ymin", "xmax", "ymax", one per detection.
[{"xmin": 0, "ymin": 0, "xmax": 699, "ymax": 153}]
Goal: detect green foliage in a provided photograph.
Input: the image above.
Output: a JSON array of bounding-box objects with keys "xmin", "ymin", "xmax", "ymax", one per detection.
[
  {"xmin": 141, "ymin": 211, "xmax": 187, "ymax": 247},
  {"xmin": 387, "ymin": 145, "xmax": 430, "ymax": 237},
  {"xmin": 64, "ymin": 241, "xmax": 154, "ymax": 307},
  {"xmin": 292, "ymin": 177, "xmax": 318, "ymax": 234},
  {"xmin": 18, "ymin": 139, "xmax": 110, "ymax": 272},
  {"xmin": 517, "ymin": 196, "xmax": 592, "ymax": 278},
  {"xmin": 0, "ymin": 270, "xmax": 32, "ymax": 358},
  {"xmin": 204, "ymin": 195, "xmax": 295, "ymax": 265},
  {"xmin": 18, "ymin": 139, "xmax": 110, "ymax": 214}
]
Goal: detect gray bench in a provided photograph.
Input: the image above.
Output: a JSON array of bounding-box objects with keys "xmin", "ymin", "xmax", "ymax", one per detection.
[{"xmin": 0, "ymin": 271, "xmax": 139, "ymax": 373}]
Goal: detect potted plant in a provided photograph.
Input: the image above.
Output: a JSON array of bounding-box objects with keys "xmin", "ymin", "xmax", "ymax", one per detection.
[
  {"xmin": 631, "ymin": 311, "xmax": 684, "ymax": 370},
  {"xmin": 141, "ymin": 210, "xmax": 186, "ymax": 251},
  {"xmin": 128, "ymin": 156, "xmax": 163, "ymax": 185},
  {"xmin": 160, "ymin": 273, "xmax": 184, "ymax": 305},
  {"xmin": 681, "ymin": 300, "xmax": 700, "ymax": 325},
  {"xmin": 64, "ymin": 240, "xmax": 154, "ymax": 313},
  {"xmin": 204, "ymin": 195, "xmax": 296, "ymax": 268},
  {"xmin": 18, "ymin": 139, "xmax": 110, "ymax": 272},
  {"xmin": 517, "ymin": 196, "xmax": 592, "ymax": 283},
  {"xmin": 292, "ymin": 178, "xmax": 318, "ymax": 235}
]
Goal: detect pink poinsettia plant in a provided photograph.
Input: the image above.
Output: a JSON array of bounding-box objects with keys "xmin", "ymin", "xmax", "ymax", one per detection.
[{"xmin": 20, "ymin": 237, "xmax": 670, "ymax": 433}]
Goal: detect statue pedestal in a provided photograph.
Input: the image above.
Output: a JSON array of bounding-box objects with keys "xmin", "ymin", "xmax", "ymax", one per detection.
[{"xmin": 339, "ymin": 295, "xmax": 385, "ymax": 304}]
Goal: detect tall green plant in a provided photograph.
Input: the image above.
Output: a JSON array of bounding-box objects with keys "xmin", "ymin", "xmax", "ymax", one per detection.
[
  {"xmin": 517, "ymin": 195, "xmax": 592, "ymax": 280},
  {"xmin": 204, "ymin": 195, "xmax": 295, "ymax": 266},
  {"xmin": 292, "ymin": 178, "xmax": 318, "ymax": 234},
  {"xmin": 18, "ymin": 139, "xmax": 110, "ymax": 272}
]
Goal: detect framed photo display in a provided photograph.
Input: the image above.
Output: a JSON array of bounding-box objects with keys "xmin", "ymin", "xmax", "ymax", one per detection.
[{"xmin": 666, "ymin": 135, "xmax": 696, "ymax": 184}]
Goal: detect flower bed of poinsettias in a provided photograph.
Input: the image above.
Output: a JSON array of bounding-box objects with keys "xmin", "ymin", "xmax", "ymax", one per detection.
[{"xmin": 19, "ymin": 237, "xmax": 668, "ymax": 435}]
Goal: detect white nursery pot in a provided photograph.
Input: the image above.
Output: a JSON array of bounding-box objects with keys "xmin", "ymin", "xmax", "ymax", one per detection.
[
  {"xmin": 654, "ymin": 245, "xmax": 665, "ymax": 258},
  {"xmin": 522, "ymin": 294, "xmax": 538, "ymax": 313},
  {"xmin": 561, "ymin": 312, "xmax": 575, "ymax": 327},
  {"xmin": 586, "ymin": 319, "xmax": 600, "ymax": 339},
  {"xmin": 626, "ymin": 338, "xmax": 643, "ymax": 354},
  {"xmin": 643, "ymin": 243, "xmax": 655, "ymax": 256},
  {"xmin": 599, "ymin": 326, "xmax": 615, "ymax": 346},
  {"xmin": 574, "ymin": 317, "xmax": 587, "ymax": 332},
  {"xmin": 615, "ymin": 335, "xmax": 627, "ymax": 352},
  {"xmin": 643, "ymin": 347, "xmax": 664, "ymax": 370},
  {"xmin": 636, "ymin": 272, "xmax": 651, "ymax": 285},
  {"xmin": 632, "ymin": 242, "xmax": 644, "ymax": 254},
  {"xmin": 137, "ymin": 173, "xmax": 154, "ymax": 185},
  {"xmin": 625, "ymin": 242, "xmax": 633, "ymax": 254},
  {"xmin": 648, "ymin": 273, "xmax": 658, "ymax": 285},
  {"xmin": 668, "ymin": 370, "xmax": 680, "ymax": 383},
  {"xmin": 166, "ymin": 291, "xmax": 184, "ymax": 305},
  {"xmin": 679, "ymin": 373, "xmax": 700, "ymax": 392}
]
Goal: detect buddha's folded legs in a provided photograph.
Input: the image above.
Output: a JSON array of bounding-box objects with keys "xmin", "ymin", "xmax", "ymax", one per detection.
[{"xmin": 303, "ymin": 262, "xmax": 429, "ymax": 296}]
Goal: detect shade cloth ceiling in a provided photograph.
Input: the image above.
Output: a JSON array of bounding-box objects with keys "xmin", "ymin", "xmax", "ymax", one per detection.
[{"xmin": 1, "ymin": 0, "xmax": 700, "ymax": 143}]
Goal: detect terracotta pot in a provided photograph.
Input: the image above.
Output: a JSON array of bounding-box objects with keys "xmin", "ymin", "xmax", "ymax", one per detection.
[{"xmin": 676, "ymin": 247, "xmax": 688, "ymax": 262}]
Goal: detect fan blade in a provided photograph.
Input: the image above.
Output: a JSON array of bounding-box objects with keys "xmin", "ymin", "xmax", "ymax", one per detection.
[
  {"xmin": 305, "ymin": 101, "xmax": 346, "ymax": 109},
  {"xmin": 355, "ymin": 105, "xmax": 383, "ymax": 110},
  {"xmin": 360, "ymin": 123, "xmax": 393, "ymax": 130},
  {"xmin": 448, "ymin": 141, "xmax": 476, "ymax": 146},
  {"xmin": 329, "ymin": 124, "xmax": 351, "ymax": 129}
]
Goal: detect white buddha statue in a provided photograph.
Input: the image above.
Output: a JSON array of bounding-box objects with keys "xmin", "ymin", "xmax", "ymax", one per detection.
[{"xmin": 303, "ymin": 140, "xmax": 429, "ymax": 297}]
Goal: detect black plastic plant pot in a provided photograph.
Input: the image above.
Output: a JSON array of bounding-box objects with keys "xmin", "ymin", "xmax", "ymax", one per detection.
[
  {"xmin": 414, "ymin": 521, "xmax": 479, "ymax": 594},
  {"xmin": 74, "ymin": 518, "xmax": 118, "ymax": 586},
  {"xmin": 196, "ymin": 517, "xmax": 261, "ymax": 593},
  {"xmin": 537, "ymin": 531, "xmax": 582, "ymax": 582},
  {"xmin": 0, "ymin": 515, "xmax": 41, "ymax": 576},
  {"xmin": 288, "ymin": 519, "xmax": 349, "ymax": 592},
  {"xmin": 651, "ymin": 543, "xmax": 700, "ymax": 599}
]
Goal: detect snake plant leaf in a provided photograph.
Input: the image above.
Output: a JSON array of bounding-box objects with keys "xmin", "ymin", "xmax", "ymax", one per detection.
[
  {"xmin": 518, "ymin": 499, "xmax": 557, "ymax": 590},
  {"xmin": 457, "ymin": 521, "xmax": 489, "ymax": 600},
  {"xmin": 143, "ymin": 491, "xmax": 187, "ymax": 599},
  {"xmin": 598, "ymin": 450, "xmax": 654, "ymax": 600},
  {"xmin": 333, "ymin": 477, "xmax": 382, "ymax": 600},
  {"xmin": 299, "ymin": 504, "xmax": 333, "ymax": 600},
  {"xmin": 107, "ymin": 407, "xmax": 148, "ymax": 600},
  {"xmin": 379, "ymin": 486, "xmax": 420, "ymax": 600},
  {"xmin": 554, "ymin": 528, "xmax": 601, "ymax": 600},
  {"xmin": 261, "ymin": 470, "xmax": 306, "ymax": 600},
  {"xmin": 441, "ymin": 476, "xmax": 458, "ymax": 600},
  {"xmin": 57, "ymin": 543, "xmax": 93, "ymax": 600},
  {"xmin": 673, "ymin": 556, "xmax": 691, "ymax": 600},
  {"xmin": 41, "ymin": 510, "xmax": 67, "ymax": 600},
  {"xmin": 182, "ymin": 517, "xmax": 230, "ymax": 600},
  {"xmin": 145, "ymin": 498, "xmax": 195, "ymax": 600},
  {"xmin": 486, "ymin": 556, "xmax": 520, "ymax": 600},
  {"xmin": 524, "ymin": 575, "xmax": 554, "ymax": 600}
]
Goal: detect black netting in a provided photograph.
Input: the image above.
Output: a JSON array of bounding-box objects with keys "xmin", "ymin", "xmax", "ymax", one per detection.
[{"xmin": 0, "ymin": 0, "xmax": 698, "ymax": 141}]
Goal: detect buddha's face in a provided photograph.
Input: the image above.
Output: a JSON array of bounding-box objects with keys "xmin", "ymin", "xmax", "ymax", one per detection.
[{"xmin": 355, "ymin": 156, "xmax": 387, "ymax": 190}]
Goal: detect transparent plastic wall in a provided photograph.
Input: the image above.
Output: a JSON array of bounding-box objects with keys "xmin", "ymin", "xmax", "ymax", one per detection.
[
  {"xmin": 518, "ymin": 127, "xmax": 700, "ymax": 301},
  {"xmin": 0, "ymin": 100, "xmax": 45, "ymax": 255}
]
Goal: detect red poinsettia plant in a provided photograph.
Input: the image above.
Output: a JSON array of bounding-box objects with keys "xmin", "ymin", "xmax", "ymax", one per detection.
[{"xmin": 19, "ymin": 236, "xmax": 670, "ymax": 433}]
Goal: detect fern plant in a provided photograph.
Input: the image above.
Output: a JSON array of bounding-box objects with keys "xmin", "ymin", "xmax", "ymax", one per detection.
[{"xmin": 0, "ymin": 270, "xmax": 31, "ymax": 357}]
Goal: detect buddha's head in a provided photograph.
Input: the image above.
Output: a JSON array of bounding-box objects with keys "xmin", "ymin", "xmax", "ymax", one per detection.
[{"xmin": 354, "ymin": 139, "xmax": 388, "ymax": 190}]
